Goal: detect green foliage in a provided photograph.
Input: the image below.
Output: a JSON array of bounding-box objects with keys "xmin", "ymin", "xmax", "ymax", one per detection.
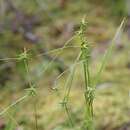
[
  {"xmin": 89, "ymin": 0, "xmax": 126, "ymax": 17},
  {"xmin": 4, "ymin": 110, "xmax": 17, "ymax": 130},
  {"xmin": 4, "ymin": 119, "xmax": 16, "ymax": 130},
  {"xmin": 109, "ymin": 0, "xmax": 126, "ymax": 17}
]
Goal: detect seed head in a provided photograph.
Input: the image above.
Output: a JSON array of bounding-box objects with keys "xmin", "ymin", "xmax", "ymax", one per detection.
[{"xmin": 18, "ymin": 48, "xmax": 29, "ymax": 61}]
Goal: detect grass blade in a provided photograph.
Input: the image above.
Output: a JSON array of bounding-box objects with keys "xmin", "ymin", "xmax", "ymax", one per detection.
[{"xmin": 94, "ymin": 18, "xmax": 126, "ymax": 86}]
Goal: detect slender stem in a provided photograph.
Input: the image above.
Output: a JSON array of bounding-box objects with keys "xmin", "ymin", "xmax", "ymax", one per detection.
[
  {"xmin": 83, "ymin": 63, "xmax": 88, "ymax": 90},
  {"xmin": 64, "ymin": 104, "xmax": 74, "ymax": 127},
  {"xmin": 34, "ymin": 99, "xmax": 38, "ymax": 130},
  {"xmin": 79, "ymin": 18, "xmax": 94, "ymax": 130}
]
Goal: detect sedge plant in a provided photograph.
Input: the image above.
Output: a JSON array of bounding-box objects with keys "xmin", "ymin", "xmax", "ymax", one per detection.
[
  {"xmin": 78, "ymin": 19, "xmax": 95, "ymax": 130},
  {"xmin": 0, "ymin": 17, "xmax": 126, "ymax": 130},
  {"xmin": 58, "ymin": 17, "xmax": 125, "ymax": 130},
  {"xmin": 0, "ymin": 48, "xmax": 38, "ymax": 130},
  {"xmin": 78, "ymin": 18, "xmax": 125, "ymax": 130}
]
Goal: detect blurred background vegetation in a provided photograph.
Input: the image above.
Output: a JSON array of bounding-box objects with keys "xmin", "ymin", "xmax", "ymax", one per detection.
[{"xmin": 0, "ymin": 0, "xmax": 130, "ymax": 130}]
